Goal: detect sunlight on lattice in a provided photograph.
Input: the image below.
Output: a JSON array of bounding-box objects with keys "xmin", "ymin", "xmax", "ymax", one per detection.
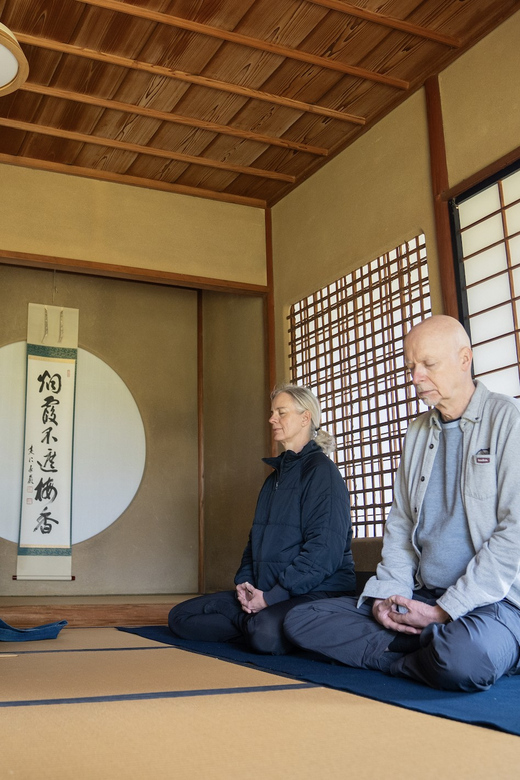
[{"xmin": 289, "ymin": 235, "xmax": 431, "ymax": 537}]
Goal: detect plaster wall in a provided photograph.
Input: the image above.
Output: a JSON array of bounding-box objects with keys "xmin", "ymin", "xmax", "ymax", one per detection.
[
  {"xmin": 202, "ymin": 292, "xmax": 269, "ymax": 592},
  {"xmin": 270, "ymin": 10, "xmax": 520, "ymax": 382},
  {"xmin": 271, "ymin": 90, "xmax": 438, "ymax": 380},
  {"xmin": 0, "ymin": 264, "xmax": 199, "ymax": 596},
  {"xmin": 440, "ymin": 10, "xmax": 520, "ymax": 188},
  {"xmin": 0, "ymin": 164, "xmax": 266, "ymax": 286}
]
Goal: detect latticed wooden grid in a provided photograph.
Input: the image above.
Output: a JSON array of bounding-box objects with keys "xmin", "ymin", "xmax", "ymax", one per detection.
[
  {"xmin": 289, "ymin": 235, "xmax": 431, "ymax": 537},
  {"xmin": 455, "ymin": 166, "xmax": 520, "ymax": 398}
]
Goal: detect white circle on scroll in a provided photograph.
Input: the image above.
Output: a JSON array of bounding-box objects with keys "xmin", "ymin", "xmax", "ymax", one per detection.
[{"xmin": 0, "ymin": 342, "xmax": 146, "ymax": 544}]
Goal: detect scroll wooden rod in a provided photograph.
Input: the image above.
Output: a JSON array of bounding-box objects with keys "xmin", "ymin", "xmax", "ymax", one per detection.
[
  {"xmin": 0, "ymin": 117, "xmax": 296, "ymax": 183},
  {"xmin": 307, "ymin": 0, "xmax": 461, "ymax": 48},
  {"xmin": 77, "ymin": 0, "xmax": 409, "ymax": 89},
  {"xmin": 16, "ymin": 33, "xmax": 366, "ymax": 125},
  {"xmin": 21, "ymin": 82, "xmax": 329, "ymax": 157},
  {"xmin": 0, "ymin": 153, "xmax": 267, "ymax": 208}
]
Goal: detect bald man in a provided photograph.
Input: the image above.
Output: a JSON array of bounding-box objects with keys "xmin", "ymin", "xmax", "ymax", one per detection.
[{"xmin": 285, "ymin": 315, "xmax": 520, "ymax": 691}]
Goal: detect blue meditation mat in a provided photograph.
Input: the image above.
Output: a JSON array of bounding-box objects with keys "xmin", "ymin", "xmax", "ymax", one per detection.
[{"xmin": 117, "ymin": 625, "xmax": 520, "ymax": 737}]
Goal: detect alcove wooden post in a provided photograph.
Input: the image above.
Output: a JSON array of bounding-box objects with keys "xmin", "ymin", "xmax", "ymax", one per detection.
[{"xmin": 265, "ymin": 208, "xmax": 278, "ymax": 456}]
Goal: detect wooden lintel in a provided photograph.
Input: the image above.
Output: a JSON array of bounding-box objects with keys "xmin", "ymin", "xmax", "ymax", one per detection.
[{"xmin": 0, "ymin": 249, "xmax": 269, "ymax": 296}]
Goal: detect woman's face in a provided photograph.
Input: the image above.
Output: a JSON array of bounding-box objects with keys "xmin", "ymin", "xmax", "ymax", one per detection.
[{"xmin": 269, "ymin": 392, "xmax": 311, "ymax": 453}]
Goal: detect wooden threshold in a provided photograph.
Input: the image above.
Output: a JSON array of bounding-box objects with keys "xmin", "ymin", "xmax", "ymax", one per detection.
[{"xmin": 0, "ymin": 595, "xmax": 195, "ymax": 628}]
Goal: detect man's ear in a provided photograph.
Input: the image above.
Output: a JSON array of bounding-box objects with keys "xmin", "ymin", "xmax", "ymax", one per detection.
[
  {"xmin": 460, "ymin": 346, "xmax": 473, "ymax": 372},
  {"xmin": 302, "ymin": 410, "xmax": 311, "ymax": 427}
]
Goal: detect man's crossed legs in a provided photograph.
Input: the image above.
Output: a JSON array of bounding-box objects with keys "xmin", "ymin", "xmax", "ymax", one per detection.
[{"xmin": 284, "ymin": 589, "xmax": 520, "ymax": 691}]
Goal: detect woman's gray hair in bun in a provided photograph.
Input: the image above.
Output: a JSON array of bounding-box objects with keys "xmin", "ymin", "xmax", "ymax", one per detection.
[{"xmin": 270, "ymin": 383, "xmax": 336, "ymax": 455}]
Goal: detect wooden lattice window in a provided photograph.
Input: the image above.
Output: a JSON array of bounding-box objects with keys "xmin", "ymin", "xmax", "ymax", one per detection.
[
  {"xmin": 289, "ymin": 235, "xmax": 431, "ymax": 537},
  {"xmin": 452, "ymin": 162, "xmax": 520, "ymax": 397}
]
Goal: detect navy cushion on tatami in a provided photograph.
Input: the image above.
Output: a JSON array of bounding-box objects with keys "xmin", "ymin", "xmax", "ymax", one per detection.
[{"xmin": 117, "ymin": 625, "xmax": 520, "ymax": 737}]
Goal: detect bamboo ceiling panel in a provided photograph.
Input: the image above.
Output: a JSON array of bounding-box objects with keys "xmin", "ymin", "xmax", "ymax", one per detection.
[{"xmin": 0, "ymin": 0, "xmax": 519, "ymax": 207}]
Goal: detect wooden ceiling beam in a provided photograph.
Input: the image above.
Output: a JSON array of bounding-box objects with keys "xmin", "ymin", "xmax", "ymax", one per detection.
[
  {"xmin": 306, "ymin": 0, "xmax": 462, "ymax": 47},
  {"xmin": 21, "ymin": 82, "xmax": 329, "ymax": 157},
  {"xmin": 0, "ymin": 152, "xmax": 267, "ymax": 208},
  {"xmin": 0, "ymin": 117, "xmax": 296, "ymax": 182},
  {"xmin": 16, "ymin": 33, "xmax": 367, "ymax": 125},
  {"xmin": 77, "ymin": 0, "xmax": 409, "ymax": 89}
]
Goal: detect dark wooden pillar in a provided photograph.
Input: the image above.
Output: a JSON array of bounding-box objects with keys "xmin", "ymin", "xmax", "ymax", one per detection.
[{"xmin": 424, "ymin": 76, "xmax": 459, "ymax": 319}]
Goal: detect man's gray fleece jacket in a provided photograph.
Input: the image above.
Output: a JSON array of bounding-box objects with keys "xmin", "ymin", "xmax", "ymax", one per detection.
[{"xmin": 361, "ymin": 380, "xmax": 520, "ymax": 620}]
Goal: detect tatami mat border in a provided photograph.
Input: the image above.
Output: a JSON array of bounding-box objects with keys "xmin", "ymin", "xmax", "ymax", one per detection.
[
  {"xmin": 0, "ymin": 645, "xmax": 175, "ymax": 655},
  {"xmin": 0, "ymin": 683, "xmax": 317, "ymax": 708}
]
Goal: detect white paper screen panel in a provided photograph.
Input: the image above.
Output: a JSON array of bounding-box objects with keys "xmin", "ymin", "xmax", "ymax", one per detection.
[{"xmin": 457, "ymin": 167, "xmax": 520, "ymax": 397}]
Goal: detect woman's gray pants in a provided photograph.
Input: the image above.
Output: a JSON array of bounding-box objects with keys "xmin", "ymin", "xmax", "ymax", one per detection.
[{"xmin": 284, "ymin": 590, "xmax": 520, "ymax": 691}]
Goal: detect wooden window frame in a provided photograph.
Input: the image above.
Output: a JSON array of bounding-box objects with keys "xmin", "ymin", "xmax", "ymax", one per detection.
[
  {"xmin": 450, "ymin": 158, "xmax": 520, "ymax": 396},
  {"xmin": 288, "ymin": 235, "xmax": 431, "ymax": 537}
]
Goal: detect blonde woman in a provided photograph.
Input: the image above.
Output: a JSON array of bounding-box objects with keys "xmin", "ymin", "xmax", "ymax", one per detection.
[{"xmin": 168, "ymin": 384, "xmax": 355, "ymax": 655}]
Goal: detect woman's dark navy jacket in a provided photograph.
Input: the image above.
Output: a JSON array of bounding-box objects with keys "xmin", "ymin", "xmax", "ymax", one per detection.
[{"xmin": 234, "ymin": 440, "xmax": 355, "ymax": 605}]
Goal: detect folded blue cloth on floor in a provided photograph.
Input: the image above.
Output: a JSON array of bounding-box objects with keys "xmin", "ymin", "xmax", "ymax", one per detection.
[{"xmin": 0, "ymin": 618, "xmax": 68, "ymax": 641}]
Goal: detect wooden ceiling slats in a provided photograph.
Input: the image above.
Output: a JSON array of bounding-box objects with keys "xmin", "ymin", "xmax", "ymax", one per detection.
[
  {"xmin": 222, "ymin": 100, "xmax": 326, "ymax": 157},
  {"xmin": 138, "ymin": 27, "xmax": 224, "ymax": 76},
  {"xmin": 113, "ymin": 71, "xmax": 194, "ymax": 123},
  {"xmin": 248, "ymin": 12, "xmax": 409, "ymax": 113},
  {"xmin": 77, "ymin": 0, "xmax": 410, "ymax": 88},
  {"xmin": 2, "ymin": 0, "xmax": 520, "ymax": 206},
  {"xmin": 127, "ymin": 152, "xmax": 191, "ymax": 184},
  {"xmin": 14, "ymin": 129, "xmax": 86, "ymax": 166},
  {"xmin": 0, "ymin": 116, "xmax": 297, "ymax": 181},
  {"xmin": 223, "ymin": 171, "xmax": 285, "ymax": 203},
  {"xmin": 18, "ymin": 45, "xmax": 67, "ymax": 90},
  {"xmin": 20, "ymin": 82, "xmax": 328, "ymax": 155},
  {"xmin": 306, "ymin": 0, "xmax": 461, "ymax": 47},
  {"xmin": 173, "ymin": 156, "xmax": 265, "ymax": 194},
  {"xmin": 15, "ymin": 34, "xmax": 367, "ymax": 124},
  {"xmin": 71, "ymin": 5, "xmax": 157, "ymax": 57},
  {"xmin": 408, "ymin": 0, "xmax": 505, "ymax": 39},
  {"xmin": 192, "ymin": 132, "xmax": 304, "ymax": 182},
  {"xmin": 163, "ymin": 0, "xmax": 257, "ymax": 32},
  {"xmin": 0, "ymin": 0, "xmax": 85, "ymax": 41},
  {"xmin": 149, "ymin": 125, "xmax": 225, "ymax": 164}
]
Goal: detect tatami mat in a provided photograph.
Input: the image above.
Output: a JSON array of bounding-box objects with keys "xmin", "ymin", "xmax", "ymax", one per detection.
[
  {"xmin": 2, "ymin": 686, "xmax": 520, "ymax": 780},
  {"xmin": 0, "ymin": 626, "xmax": 167, "ymax": 653},
  {"xmin": 1, "ymin": 628, "xmax": 520, "ymax": 780},
  {"xmin": 0, "ymin": 647, "xmax": 304, "ymax": 703}
]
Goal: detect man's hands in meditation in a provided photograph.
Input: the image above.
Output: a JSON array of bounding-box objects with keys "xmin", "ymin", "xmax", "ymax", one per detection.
[{"xmin": 372, "ymin": 595, "xmax": 450, "ymax": 633}]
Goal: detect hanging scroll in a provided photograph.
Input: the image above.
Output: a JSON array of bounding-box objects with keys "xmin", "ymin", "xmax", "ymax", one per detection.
[{"xmin": 17, "ymin": 304, "xmax": 79, "ymax": 581}]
